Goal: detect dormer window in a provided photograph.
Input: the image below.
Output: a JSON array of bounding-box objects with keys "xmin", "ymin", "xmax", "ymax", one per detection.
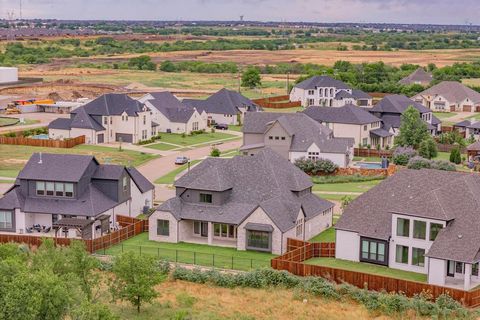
[
  {"xmin": 55, "ymin": 182, "xmax": 64, "ymax": 197},
  {"xmin": 36, "ymin": 181, "xmax": 74, "ymax": 198},
  {"xmin": 36, "ymin": 181, "xmax": 45, "ymax": 196},
  {"xmin": 46, "ymin": 182, "xmax": 54, "ymax": 196},
  {"xmin": 199, "ymin": 193, "xmax": 212, "ymax": 203}
]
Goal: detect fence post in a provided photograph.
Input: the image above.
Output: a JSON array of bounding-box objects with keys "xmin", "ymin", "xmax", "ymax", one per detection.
[
  {"xmin": 194, "ymin": 252, "xmax": 196, "ymax": 265},
  {"xmin": 231, "ymin": 256, "xmax": 234, "ymax": 269},
  {"xmin": 213, "ymin": 254, "xmax": 215, "ymax": 268},
  {"xmin": 176, "ymin": 250, "xmax": 178, "ymax": 263},
  {"xmin": 251, "ymin": 259, "xmax": 253, "ymax": 270},
  {"xmin": 158, "ymin": 247, "xmax": 160, "ymax": 259}
]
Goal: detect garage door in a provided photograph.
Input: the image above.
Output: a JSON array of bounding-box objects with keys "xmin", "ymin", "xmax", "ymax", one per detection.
[
  {"xmin": 450, "ymin": 105, "xmax": 456, "ymax": 112},
  {"xmin": 115, "ymin": 133, "xmax": 133, "ymax": 143},
  {"xmin": 97, "ymin": 134, "xmax": 104, "ymax": 143},
  {"xmin": 463, "ymin": 105, "xmax": 472, "ymax": 112}
]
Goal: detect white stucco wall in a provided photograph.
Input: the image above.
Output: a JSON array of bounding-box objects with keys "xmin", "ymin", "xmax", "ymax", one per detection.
[
  {"xmin": 428, "ymin": 257, "xmax": 447, "ymax": 286},
  {"xmin": 148, "ymin": 210, "xmax": 179, "ymax": 243},
  {"xmin": 335, "ymin": 229, "xmax": 360, "ymax": 262},
  {"xmin": 209, "ymin": 113, "xmax": 238, "ymax": 125},
  {"xmin": 129, "ymin": 182, "xmax": 153, "ymax": 218},
  {"xmin": 305, "ymin": 207, "xmax": 333, "ymax": 240}
]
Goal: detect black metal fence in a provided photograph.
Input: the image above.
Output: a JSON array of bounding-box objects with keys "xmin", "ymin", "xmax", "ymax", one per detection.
[{"xmin": 99, "ymin": 244, "xmax": 271, "ymax": 271}]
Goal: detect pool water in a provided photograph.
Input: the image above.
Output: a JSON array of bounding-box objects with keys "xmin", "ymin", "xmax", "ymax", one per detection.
[
  {"xmin": 31, "ymin": 134, "xmax": 49, "ymax": 140},
  {"xmin": 356, "ymin": 162, "xmax": 383, "ymax": 169}
]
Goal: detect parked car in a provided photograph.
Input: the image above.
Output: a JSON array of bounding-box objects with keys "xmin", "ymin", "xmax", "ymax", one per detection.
[
  {"xmin": 175, "ymin": 156, "xmax": 189, "ymax": 165},
  {"xmin": 214, "ymin": 123, "xmax": 229, "ymax": 130}
]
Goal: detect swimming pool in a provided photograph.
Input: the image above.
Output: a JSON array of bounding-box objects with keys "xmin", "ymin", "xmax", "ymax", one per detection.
[
  {"xmin": 355, "ymin": 162, "xmax": 383, "ymax": 169},
  {"xmin": 31, "ymin": 134, "xmax": 49, "ymax": 140}
]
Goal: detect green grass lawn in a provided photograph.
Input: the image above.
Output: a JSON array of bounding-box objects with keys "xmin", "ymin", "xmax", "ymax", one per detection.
[
  {"xmin": 352, "ymin": 156, "xmax": 383, "ymax": 162},
  {"xmin": 314, "ymin": 193, "xmax": 359, "ymax": 201},
  {"xmin": 154, "ymin": 160, "xmax": 201, "ymax": 184},
  {"xmin": 145, "ymin": 142, "xmax": 178, "ymax": 151},
  {"xmin": 433, "ymin": 112, "xmax": 457, "ymax": 119},
  {"xmin": 305, "ymin": 258, "xmax": 427, "ymax": 283},
  {"xmin": 220, "ymin": 148, "xmax": 241, "ymax": 158},
  {"xmin": 150, "ymin": 132, "xmax": 238, "ymax": 147},
  {"xmin": 0, "ymin": 117, "xmax": 19, "ymax": 126},
  {"xmin": 0, "ymin": 144, "xmax": 158, "ymax": 175},
  {"xmin": 101, "ymin": 233, "xmax": 275, "ymax": 271},
  {"xmin": 263, "ymin": 106, "xmax": 303, "ymax": 113},
  {"xmin": 309, "ymin": 227, "xmax": 336, "ymax": 243},
  {"xmin": 467, "ymin": 113, "xmax": 480, "ymax": 120},
  {"xmin": 312, "ymin": 180, "xmax": 381, "ymax": 193},
  {"xmin": 227, "ymin": 125, "xmax": 243, "ymax": 132}
]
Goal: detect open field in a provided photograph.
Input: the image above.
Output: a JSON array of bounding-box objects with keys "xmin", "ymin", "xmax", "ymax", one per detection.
[
  {"xmin": 0, "ymin": 144, "xmax": 158, "ymax": 177},
  {"xmin": 100, "ymin": 233, "xmax": 274, "ymax": 271},
  {"xmin": 109, "ymin": 280, "xmax": 393, "ymax": 320},
  {"xmin": 305, "ymin": 258, "xmax": 427, "ymax": 283}
]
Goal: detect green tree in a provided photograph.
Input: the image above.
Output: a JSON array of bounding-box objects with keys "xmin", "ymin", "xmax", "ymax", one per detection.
[
  {"xmin": 395, "ymin": 106, "xmax": 430, "ymax": 148},
  {"xmin": 128, "ymin": 55, "xmax": 156, "ymax": 70},
  {"xmin": 450, "ymin": 147, "xmax": 462, "ymax": 164},
  {"xmin": 66, "ymin": 241, "xmax": 101, "ymax": 301},
  {"xmin": 159, "ymin": 60, "xmax": 176, "ymax": 72},
  {"xmin": 241, "ymin": 67, "xmax": 261, "ymax": 88},
  {"xmin": 210, "ymin": 147, "xmax": 221, "ymax": 157},
  {"xmin": 418, "ymin": 137, "xmax": 438, "ymax": 159},
  {"xmin": 110, "ymin": 252, "xmax": 164, "ymax": 313}
]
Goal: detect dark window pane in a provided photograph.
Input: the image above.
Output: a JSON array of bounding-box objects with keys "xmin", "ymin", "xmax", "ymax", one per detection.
[
  {"xmin": 200, "ymin": 193, "xmax": 212, "ymax": 203},
  {"xmin": 395, "ymin": 245, "xmax": 408, "ymax": 264},
  {"xmin": 396, "ymin": 218, "xmax": 410, "ymax": 237},
  {"xmin": 430, "ymin": 223, "xmax": 443, "ymax": 241},
  {"xmin": 413, "ymin": 220, "xmax": 426, "ymax": 239},
  {"xmin": 157, "ymin": 219, "xmax": 169, "ymax": 236},
  {"xmin": 247, "ymin": 231, "xmax": 270, "ymax": 250},
  {"xmin": 412, "ymin": 247, "xmax": 425, "ymax": 267}
]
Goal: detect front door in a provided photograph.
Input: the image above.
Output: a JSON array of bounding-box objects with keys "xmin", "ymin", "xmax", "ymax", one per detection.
[
  {"xmin": 447, "ymin": 260, "xmax": 455, "ymax": 277},
  {"xmin": 201, "ymin": 222, "xmax": 208, "ymax": 237}
]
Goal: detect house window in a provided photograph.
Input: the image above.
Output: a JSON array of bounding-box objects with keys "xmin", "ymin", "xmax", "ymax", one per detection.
[
  {"xmin": 360, "ymin": 238, "xmax": 387, "ymax": 265},
  {"xmin": 413, "ymin": 220, "xmax": 426, "ymax": 240},
  {"xmin": 157, "ymin": 219, "xmax": 169, "ymax": 236},
  {"xmin": 199, "ymin": 193, "xmax": 212, "ymax": 203},
  {"xmin": 411, "ymin": 247, "xmax": 425, "ymax": 267},
  {"xmin": 362, "ymin": 138, "xmax": 368, "ymax": 146},
  {"xmin": 275, "ymin": 136, "xmax": 279, "ymax": 140},
  {"xmin": 0, "ymin": 211, "xmax": 13, "ymax": 229},
  {"xmin": 308, "ymin": 89, "xmax": 314, "ymax": 95},
  {"xmin": 193, "ymin": 122, "xmax": 199, "ymax": 131},
  {"xmin": 396, "ymin": 218, "xmax": 410, "ymax": 237},
  {"xmin": 473, "ymin": 263, "xmax": 479, "ymax": 277},
  {"xmin": 143, "ymin": 115, "xmax": 146, "ymax": 125},
  {"xmin": 281, "ymin": 137, "xmax": 286, "ymax": 140},
  {"xmin": 429, "ymin": 223, "xmax": 443, "ymax": 241},
  {"xmin": 395, "ymin": 245, "xmax": 409, "ymax": 264},
  {"xmin": 268, "ymin": 136, "xmax": 273, "ymax": 140},
  {"xmin": 65, "ymin": 183, "xmax": 74, "ymax": 197},
  {"xmin": 363, "ymin": 125, "xmax": 368, "ymax": 131},
  {"xmin": 246, "ymin": 230, "xmax": 271, "ymax": 251},
  {"xmin": 456, "ymin": 262, "xmax": 464, "ymax": 274},
  {"xmin": 103, "ymin": 117, "xmax": 108, "ymax": 125},
  {"xmin": 296, "ymin": 218, "xmax": 303, "ymax": 237},
  {"xmin": 308, "ymin": 99, "xmax": 314, "ymax": 106},
  {"xmin": 125, "ymin": 115, "xmax": 129, "ymax": 121},
  {"xmin": 123, "ymin": 176, "xmax": 128, "ymax": 192},
  {"xmin": 46, "ymin": 182, "xmax": 54, "ymax": 196},
  {"xmin": 36, "ymin": 181, "xmax": 45, "ymax": 196},
  {"xmin": 213, "ymin": 223, "xmax": 236, "ymax": 239},
  {"xmin": 193, "ymin": 221, "xmax": 208, "ymax": 237},
  {"xmin": 55, "ymin": 182, "xmax": 64, "ymax": 197},
  {"xmin": 110, "ymin": 118, "xmax": 112, "ymax": 125}
]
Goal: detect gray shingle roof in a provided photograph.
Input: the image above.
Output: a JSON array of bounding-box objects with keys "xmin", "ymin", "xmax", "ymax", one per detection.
[
  {"xmin": 159, "ymin": 148, "xmax": 334, "ymax": 232},
  {"xmin": 416, "ymin": 81, "xmax": 480, "ymax": 104},
  {"xmin": 335, "ymin": 169, "xmax": 480, "ymax": 263},
  {"xmin": 295, "ymin": 76, "xmax": 350, "ymax": 90},
  {"xmin": 351, "ymin": 89, "xmax": 372, "ymax": 99},
  {"xmin": 303, "ymin": 104, "xmax": 381, "ymax": 125},
  {"xmin": 370, "ymin": 94, "xmax": 431, "ymax": 114},
  {"xmin": 18, "ymin": 153, "xmax": 97, "ymax": 182},
  {"xmin": 144, "ymin": 92, "xmax": 195, "ymax": 123},
  {"xmin": 126, "ymin": 167, "xmax": 155, "ymax": 193},
  {"xmin": 92, "ymin": 164, "xmax": 124, "ymax": 180},
  {"xmin": 334, "ymin": 90, "xmax": 353, "ymax": 99},
  {"xmin": 48, "ymin": 107, "xmax": 105, "ymax": 132},
  {"xmin": 398, "ymin": 68, "xmax": 432, "ymax": 85},
  {"xmin": 243, "ymin": 112, "xmax": 353, "ymax": 154},
  {"xmin": 184, "ymin": 88, "xmax": 261, "ymax": 115},
  {"xmin": 82, "ymin": 93, "xmax": 146, "ymax": 116},
  {"xmin": 454, "ymin": 120, "xmax": 480, "ymax": 129},
  {"xmin": 467, "ymin": 141, "xmax": 480, "ymax": 151},
  {"xmin": 370, "ymin": 128, "xmax": 393, "ymax": 138}
]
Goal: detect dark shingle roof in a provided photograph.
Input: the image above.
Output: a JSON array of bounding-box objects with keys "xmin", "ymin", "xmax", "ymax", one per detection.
[
  {"xmin": 336, "ymin": 169, "xmax": 480, "ymax": 263},
  {"xmin": 370, "ymin": 94, "xmax": 430, "ymax": 114},
  {"xmin": 303, "ymin": 104, "xmax": 381, "ymax": 125},
  {"xmin": 295, "ymin": 76, "xmax": 350, "ymax": 90},
  {"xmin": 467, "ymin": 141, "xmax": 480, "ymax": 151},
  {"xmin": 416, "ymin": 81, "xmax": 480, "ymax": 104},
  {"xmin": 243, "ymin": 112, "xmax": 353, "ymax": 153},
  {"xmin": 398, "ymin": 68, "xmax": 432, "ymax": 85},
  {"xmin": 351, "ymin": 89, "xmax": 372, "ymax": 99},
  {"xmin": 370, "ymin": 128, "xmax": 393, "ymax": 138},
  {"xmin": 126, "ymin": 167, "xmax": 155, "ymax": 193},
  {"xmin": 48, "ymin": 107, "xmax": 105, "ymax": 132},
  {"xmin": 159, "ymin": 148, "xmax": 333, "ymax": 232},
  {"xmin": 18, "ymin": 153, "xmax": 97, "ymax": 182},
  {"xmin": 82, "ymin": 93, "xmax": 146, "ymax": 116},
  {"xmin": 184, "ymin": 88, "xmax": 261, "ymax": 115}
]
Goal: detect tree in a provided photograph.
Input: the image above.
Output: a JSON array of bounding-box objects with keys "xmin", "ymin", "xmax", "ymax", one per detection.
[
  {"xmin": 418, "ymin": 137, "xmax": 438, "ymax": 159},
  {"xmin": 241, "ymin": 67, "xmax": 261, "ymax": 88},
  {"xmin": 341, "ymin": 196, "xmax": 353, "ymax": 210},
  {"xmin": 159, "ymin": 60, "xmax": 176, "ymax": 72},
  {"xmin": 127, "ymin": 55, "xmax": 156, "ymax": 71},
  {"xmin": 450, "ymin": 147, "xmax": 462, "ymax": 164},
  {"xmin": 395, "ymin": 106, "xmax": 430, "ymax": 148},
  {"xmin": 110, "ymin": 252, "xmax": 164, "ymax": 313}
]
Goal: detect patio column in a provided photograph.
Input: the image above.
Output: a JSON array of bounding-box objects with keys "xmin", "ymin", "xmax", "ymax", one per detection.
[
  {"xmin": 207, "ymin": 222, "xmax": 213, "ymax": 245},
  {"xmin": 464, "ymin": 263, "xmax": 472, "ymax": 291}
]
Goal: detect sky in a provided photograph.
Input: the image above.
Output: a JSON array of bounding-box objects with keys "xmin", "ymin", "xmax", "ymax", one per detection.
[{"xmin": 1, "ymin": 0, "xmax": 480, "ymax": 25}]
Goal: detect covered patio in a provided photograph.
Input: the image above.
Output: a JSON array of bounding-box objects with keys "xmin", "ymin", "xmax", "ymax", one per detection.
[
  {"xmin": 467, "ymin": 141, "xmax": 480, "ymax": 162},
  {"xmin": 53, "ymin": 218, "xmax": 95, "ymax": 240}
]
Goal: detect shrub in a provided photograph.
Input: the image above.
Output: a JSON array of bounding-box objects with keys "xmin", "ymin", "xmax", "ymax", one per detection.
[
  {"xmin": 449, "ymin": 147, "xmax": 462, "ymax": 164},
  {"xmin": 311, "ymin": 174, "xmax": 385, "ymax": 184},
  {"xmin": 418, "ymin": 137, "xmax": 438, "ymax": 159},
  {"xmin": 210, "ymin": 147, "xmax": 221, "ymax": 157},
  {"xmin": 392, "ymin": 146, "xmax": 417, "ymax": 166},
  {"xmin": 431, "ymin": 160, "xmax": 456, "ymax": 171},
  {"xmin": 437, "ymin": 131, "xmax": 466, "ymax": 147},
  {"xmin": 294, "ymin": 157, "xmax": 338, "ymax": 174},
  {"xmin": 407, "ymin": 156, "xmax": 432, "ymax": 169}
]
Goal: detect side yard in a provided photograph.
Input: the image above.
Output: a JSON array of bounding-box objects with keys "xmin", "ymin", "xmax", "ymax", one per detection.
[
  {"xmin": 145, "ymin": 132, "xmax": 239, "ymax": 150},
  {"xmin": 100, "ymin": 232, "xmax": 275, "ymax": 271}
]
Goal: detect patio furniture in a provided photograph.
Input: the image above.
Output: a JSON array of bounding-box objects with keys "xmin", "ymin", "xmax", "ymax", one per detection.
[{"xmin": 43, "ymin": 226, "xmax": 51, "ymax": 233}]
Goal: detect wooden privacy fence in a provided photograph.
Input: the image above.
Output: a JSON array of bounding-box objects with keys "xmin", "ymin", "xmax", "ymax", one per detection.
[
  {"xmin": 354, "ymin": 148, "xmax": 392, "ymax": 158},
  {"xmin": 253, "ymin": 95, "xmax": 301, "ymax": 109},
  {"xmin": 0, "ymin": 215, "xmax": 147, "ymax": 254},
  {"xmin": 0, "ymin": 135, "xmax": 85, "ymax": 148},
  {"xmin": 272, "ymin": 239, "xmax": 480, "ymax": 307},
  {"xmin": 436, "ymin": 143, "xmax": 466, "ymax": 154}
]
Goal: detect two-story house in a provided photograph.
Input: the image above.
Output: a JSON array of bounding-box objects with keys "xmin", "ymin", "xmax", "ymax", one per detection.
[
  {"xmin": 183, "ymin": 88, "xmax": 262, "ymax": 126},
  {"xmin": 412, "ymin": 81, "xmax": 480, "ymax": 113},
  {"xmin": 369, "ymin": 94, "xmax": 442, "ymax": 137},
  {"xmin": 148, "ymin": 148, "xmax": 334, "ymax": 255},
  {"xmin": 139, "ymin": 92, "xmax": 208, "ymax": 134},
  {"xmin": 290, "ymin": 75, "xmax": 372, "ymax": 108},
  {"xmin": 303, "ymin": 104, "xmax": 393, "ymax": 149},
  {"xmin": 335, "ymin": 169, "xmax": 480, "ymax": 290},
  {"xmin": 454, "ymin": 119, "xmax": 480, "ymax": 141},
  {"xmin": 240, "ymin": 112, "xmax": 354, "ymax": 168},
  {"xmin": 48, "ymin": 93, "xmax": 154, "ymax": 144},
  {"xmin": 0, "ymin": 153, "xmax": 154, "ymax": 239}
]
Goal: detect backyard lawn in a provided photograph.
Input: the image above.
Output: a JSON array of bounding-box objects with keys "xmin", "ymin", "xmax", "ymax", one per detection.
[
  {"xmin": 0, "ymin": 144, "xmax": 158, "ymax": 177},
  {"xmin": 263, "ymin": 106, "xmax": 303, "ymax": 113},
  {"xmin": 227, "ymin": 125, "xmax": 243, "ymax": 132},
  {"xmin": 100, "ymin": 233, "xmax": 275, "ymax": 271},
  {"xmin": 154, "ymin": 159, "xmax": 201, "ymax": 184},
  {"xmin": 305, "ymin": 258, "xmax": 427, "ymax": 283},
  {"xmin": 309, "ymin": 227, "xmax": 336, "ymax": 243},
  {"xmin": 314, "ymin": 193, "xmax": 359, "ymax": 201},
  {"xmin": 147, "ymin": 132, "xmax": 238, "ymax": 148},
  {"xmin": 312, "ymin": 180, "xmax": 381, "ymax": 193},
  {"xmin": 433, "ymin": 112, "xmax": 457, "ymax": 119}
]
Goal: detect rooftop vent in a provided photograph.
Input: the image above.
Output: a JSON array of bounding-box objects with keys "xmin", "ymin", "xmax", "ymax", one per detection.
[{"xmin": 458, "ymin": 234, "xmax": 463, "ymax": 239}]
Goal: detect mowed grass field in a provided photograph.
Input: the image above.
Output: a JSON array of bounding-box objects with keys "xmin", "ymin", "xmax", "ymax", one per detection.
[
  {"xmin": 0, "ymin": 144, "xmax": 158, "ymax": 177},
  {"xmin": 146, "ymin": 132, "xmax": 239, "ymax": 149},
  {"xmin": 109, "ymin": 280, "xmax": 393, "ymax": 320}
]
